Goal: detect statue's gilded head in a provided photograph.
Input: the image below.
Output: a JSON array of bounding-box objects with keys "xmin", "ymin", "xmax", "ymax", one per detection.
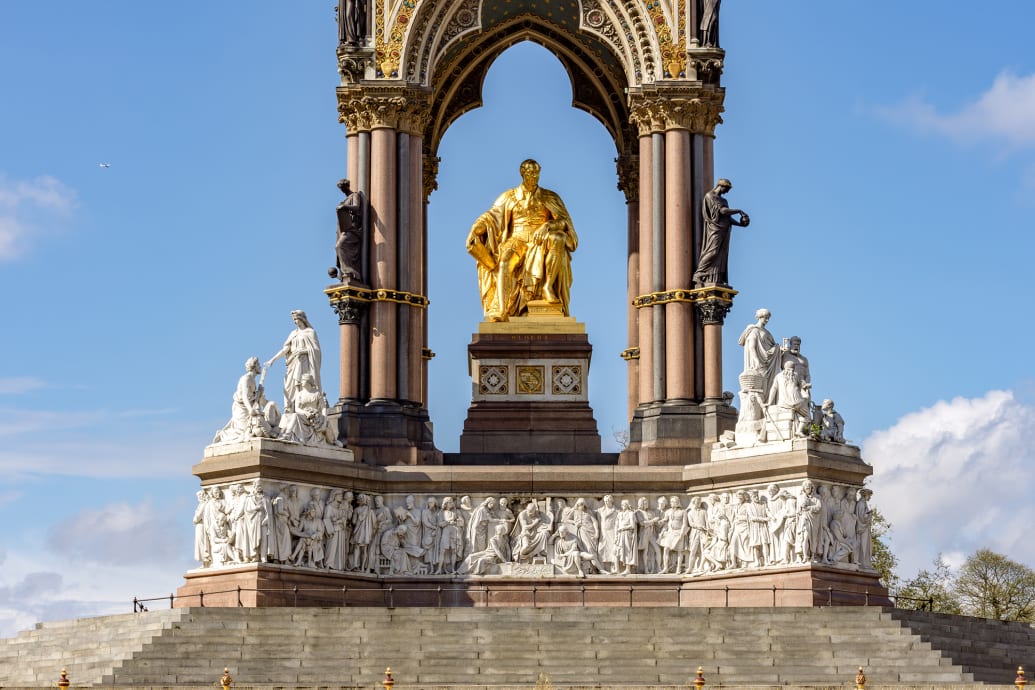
[{"xmin": 519, "ymin": 159, "xmax": 541, "ymax": 187}]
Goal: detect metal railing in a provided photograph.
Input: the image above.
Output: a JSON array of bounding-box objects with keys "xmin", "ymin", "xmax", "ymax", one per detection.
[{"xmin": 134, "ymin": 583, "xmax": 919, "ymax": 612}]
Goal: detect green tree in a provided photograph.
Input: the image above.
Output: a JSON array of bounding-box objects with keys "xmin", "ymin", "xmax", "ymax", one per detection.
[
  {"xmin": 955, "ymin": 549, "xmax": 1035, "ymax": 621},
  {"xmin": 896, "ymin": 555, "xmax": 962, "ymax": 614},
  {"xmin": 869, "ymin": 509, "xmax": 899, "ymax": 593}
]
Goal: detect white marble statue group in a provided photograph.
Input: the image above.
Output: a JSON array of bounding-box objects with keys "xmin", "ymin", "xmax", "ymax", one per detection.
[
  {"xmin": 212, "ymin": 311, "xmax": 341, "ymax": 449},
  {"xmin": 192, "ymin": 480, "xmax": 875, "ymax": 577},
  {"xmin": 732, "ymin": 308, "xmax": 845, "ymax": 448}
]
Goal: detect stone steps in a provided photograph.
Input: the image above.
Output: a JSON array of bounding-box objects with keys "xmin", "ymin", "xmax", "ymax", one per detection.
[{"xmin": 3, "ymin": 606, "xmax": 1030, "ymax": 686}]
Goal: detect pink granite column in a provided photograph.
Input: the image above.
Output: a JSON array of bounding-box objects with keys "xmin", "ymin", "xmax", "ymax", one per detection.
[
  {"xmin": 346, "ymin": 132, "xmax": 359, "ymax": 186},
  {"xmin": 637, "ymin": 133, "xmax": 655, "ymax": 405},
  {"xmin": 703, "ymin": 320, "xmax": 722, "ymax": 400},
  {"xmin": 664, "ymin": 127, "xmax": 693, "ymax": 401},
  {"xmin": 340, "ymin": 318, "xmax": 360, "ymax": 400},
  {"xmin": 369, "ymin": 126, "xmax": 397, "ymax": 401},
  {"xmin": 408, "ymin": 133, "xmax": 424, "ymax": 404},
  {"xmin": 626, "ymin": 193, "xmax": 640, "ymax": 420}
]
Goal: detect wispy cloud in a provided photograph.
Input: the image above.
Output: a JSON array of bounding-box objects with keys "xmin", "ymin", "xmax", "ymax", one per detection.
[
  {"xmin": 0, "ymin": 173, "xmax": 77, "ymax": 261},
  {"xmin": 47, "ymin": 501, "xmax": 186, "ymax": 566},
  {"xmin": 865, "ymin": 389, "xmax": 1035, "ymax": 578},
  {"xmin": 876, "ymin": 71, "xmax": 1035, "ymax": 149},
  {"xmin": 0, "ymin": 377, "xmax": 46, "ymax": 395}
]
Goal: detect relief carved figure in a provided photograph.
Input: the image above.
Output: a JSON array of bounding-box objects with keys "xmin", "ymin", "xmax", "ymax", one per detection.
[
  {"xmin": 436, "ymin": 497, "xmax": 465, "ymax": 574},
  {"xmin": 459, "ymin": 524, "xmax": 512, "ymax": 575},
  {"xmin": 466, "ymin": 159, "xmax": 578, "ymax": 321},
  {"xmin": 190, "ymin": 486, "xmax": 879, "ymax": 580},
  {"xmin": 614, "ymin": 500, "xmax": 639, "ymax": 575}
]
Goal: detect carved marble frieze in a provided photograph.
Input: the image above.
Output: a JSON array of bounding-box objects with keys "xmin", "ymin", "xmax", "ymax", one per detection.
[{"xmin": 191, "ymin": 479, "xmax": 877, "ymax": 579}]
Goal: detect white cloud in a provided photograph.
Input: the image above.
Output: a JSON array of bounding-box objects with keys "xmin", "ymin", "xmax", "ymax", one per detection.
[
  {"xmin": 0, "ymin": 499, "xmax": 194, "ymax": 638},
  {"xmin": 0, "ymin": 173, "xmax": 76, "ymax": 261},
  {"xmin": 47, "ymin": 501, "xmax": 186, "ymax": 565},
  {"xmin": 877, "ymin": 71, "xmax": 1035, "ymax": 148},
  {"xmin": 0, "ymin": 377, "xmax": 46, "ymax": 395},
  {"xmin": 865, "ymin": 390, "xmax": 1035, "ymax": 579},
  {"xmin": 0, "ymin": 405, "xmax": 203, "ymax": 479}
]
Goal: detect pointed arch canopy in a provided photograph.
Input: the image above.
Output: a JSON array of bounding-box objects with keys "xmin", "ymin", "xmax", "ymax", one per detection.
[{"xmin": 397, "ymin": 0, "xmax": 666, "ymax": 157}]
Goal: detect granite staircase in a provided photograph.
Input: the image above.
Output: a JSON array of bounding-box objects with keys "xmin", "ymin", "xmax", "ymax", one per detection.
[{"xmin": 0, "ymin": 606, "xmax": 1031, "ymax": 687}]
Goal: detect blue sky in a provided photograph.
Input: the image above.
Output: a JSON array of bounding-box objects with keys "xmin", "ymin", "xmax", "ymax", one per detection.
[{"xmin": 2, "ymin": 2, "xmax": 1034, "ymax": 633}]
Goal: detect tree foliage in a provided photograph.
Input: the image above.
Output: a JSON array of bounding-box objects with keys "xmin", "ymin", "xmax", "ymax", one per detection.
[
  {"xmin": 869, "ymin": 509, "xmax": 899, "ymax": 593},
  {"xmin": 954, "ymin": 549, "xmax": 1035, "ymax": 621},
  {"xmin": 896, "ymin": 555, "xmax": 962, "ymax": 614}
]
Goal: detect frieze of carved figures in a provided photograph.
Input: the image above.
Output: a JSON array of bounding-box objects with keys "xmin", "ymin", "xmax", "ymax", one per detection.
[
  {"xmin": 211, "ymin": 312, "xmax": 343, "ymax": 450},
  {"xmin": 731, "ymin": 309, "xmax": 847, "ymax": 448},
  {"xmin": 192, "ymin": 481, "xmax": 876, "ymax": 577}
]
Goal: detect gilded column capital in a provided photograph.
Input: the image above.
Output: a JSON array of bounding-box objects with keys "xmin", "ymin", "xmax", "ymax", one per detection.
[
  {"xmin": 616, "ymin": 155, "xmax": 639, "ymax": 204},
  {"xmin": 422, "ymin": 154, "xmax": 440, "ymax": 202},
  {"xmin": 337, "ymin": 85, "xmax": 433, "ymax": 133},
  {"xmin": 628, "ymin": 100, "xmax": 666, "ymax": 136},
  {"xmin": 628, "ymin": 86, "xmax": 726, "ymax": 136}
]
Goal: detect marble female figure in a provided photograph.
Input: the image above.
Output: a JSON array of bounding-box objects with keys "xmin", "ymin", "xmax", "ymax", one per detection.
[{"xmin": 265, "ymin": 310, "xmax": 322, "ymax": 412}]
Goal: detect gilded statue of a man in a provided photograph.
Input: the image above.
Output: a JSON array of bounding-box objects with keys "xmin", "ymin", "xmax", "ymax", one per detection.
[{"xmin": 466, "ymin": 159, "xmax": 578, "ymax": 321}]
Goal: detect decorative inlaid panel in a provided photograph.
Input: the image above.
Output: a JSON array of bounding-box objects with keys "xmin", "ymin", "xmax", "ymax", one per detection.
[
  {"xmin": 552, "ymin": 365, "xmax": 583, "ymax": 395},
  {"xmin": 479, "ymin": 365, "xmax": 509, "ymax": 395},
  {"xmin": 516, "ymin": 366, "xmax": 545, "ymax": 395}
]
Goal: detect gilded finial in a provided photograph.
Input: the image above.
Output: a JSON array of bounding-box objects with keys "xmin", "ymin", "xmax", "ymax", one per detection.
[
  {"xmin": 693, "ymin": 666, "xmax": 706, "ymax": 690},
  {"xmin": 855, "ymin": 666, "xmax": 866, "ymax": 690},
  {"xmin": 220, "ymin": 666, "xmax": 233, "ymax": 690},
  {"xmin": 1016, "ymin": 666, "xmax": 1027, "ymax": 690},
  {"xmin": 57, "ymin": 669, "xmax": 70, "ymax": 689},
  {"xmin": 383, "ymin": 667, "xmax": 395, "ymax": 690}
]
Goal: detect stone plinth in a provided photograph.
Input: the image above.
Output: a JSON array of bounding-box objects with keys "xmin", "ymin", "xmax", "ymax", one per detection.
[
  {"xmin": 621, "ymin": 400, "xmax": 738, "ymax": 466},
  {"xmin": 177, "ymin": 563, "xmax": 887, "ymax": 608},
  {"xmin": 329, "ymin": 399, "xmax": 441, "ymax": 466},
  {"xmin": 182, "ymin": 440, "xmax": 883, "ymax": 608},
  {"xmin": 460, "ymin": 314, "xmax": 602, "ymax": 454}
]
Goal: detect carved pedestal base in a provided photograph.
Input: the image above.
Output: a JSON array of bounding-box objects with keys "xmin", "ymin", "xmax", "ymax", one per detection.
[
  {"xmin": 621, "ymin": 401, "xmax": 737, "ymax": 466},
  {"xmin": 177, "ymin": 563, "xmax": 888, "ymax": 608},
  {"xmin": 330, "ymin": 400, "xmax": 441, "ymax": 466},
  {"xmin": 460, "ymin": 315, "xmax": 602, "ymax": 454},
  {"xmin": 183, "ymin": 439, "xmax": 883, "ymax": 608}
]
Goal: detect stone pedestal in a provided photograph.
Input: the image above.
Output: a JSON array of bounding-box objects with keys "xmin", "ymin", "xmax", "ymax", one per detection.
[
  {"xmin": 180, "ymin": 437, "xmax": 888, "ymax": 608},
  {"xmin": 330, "ymin": 400, "xmax": 440, "ymax": 466},
  {"xmin": 460, "ymin": 312, "xmax": 602, "ymax": 454},
  {"xmin": 621, "ymin": 400, "xmax": 737, "ymax": 466}
]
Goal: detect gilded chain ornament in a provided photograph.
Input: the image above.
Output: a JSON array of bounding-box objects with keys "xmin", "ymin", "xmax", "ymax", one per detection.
[
  {"xmin": 632, "ymin": 285, "xmax": 736, "ymax": 308},
  {"xmin": 326, "ymin": 284, "xmax": 430, "ymax": 311}
]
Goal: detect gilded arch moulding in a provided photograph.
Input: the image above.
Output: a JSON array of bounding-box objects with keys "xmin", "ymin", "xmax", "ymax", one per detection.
[{"xmin": 393, "ymin": 0, "xmax": 664, "ymax": 90}]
